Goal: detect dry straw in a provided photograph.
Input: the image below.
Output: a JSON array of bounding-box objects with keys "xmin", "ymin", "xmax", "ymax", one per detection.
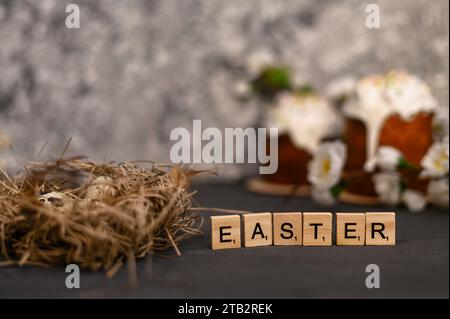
[{"xmin": 0, "ymin": 156, "xmax": 203, "ymax": 274}]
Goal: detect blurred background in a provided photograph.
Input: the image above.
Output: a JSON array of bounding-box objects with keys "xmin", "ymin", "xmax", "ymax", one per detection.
[{"xmin": 0, "ymin": 0, "xmax": 448, "ymax": 178}]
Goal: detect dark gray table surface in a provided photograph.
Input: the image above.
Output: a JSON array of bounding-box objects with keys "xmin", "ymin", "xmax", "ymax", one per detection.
[{"xmin": 0, "ymin": 183, "xmax": 448, "ymax": 299}]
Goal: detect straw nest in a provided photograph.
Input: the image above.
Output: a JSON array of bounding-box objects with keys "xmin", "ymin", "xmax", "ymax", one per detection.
[{"xmin": 0, "ymin": 156, "xmax": 203, "ymax": 273}]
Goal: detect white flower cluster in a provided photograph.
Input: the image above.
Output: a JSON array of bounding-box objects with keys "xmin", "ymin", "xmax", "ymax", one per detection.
[
  {"xmin": 372, "ymin": 139, "xmax": 449, "ymax": 212},
  {"xmin": 307, "ymin": 141, "xmax": 347, "ymax": 206},
  {"xmin": 420, "ymin": 141, "xmax": 449, "ymax": 178},
  {"xmin": 306, "ymin": 137, "xmax": 449, "ymax": 211}
]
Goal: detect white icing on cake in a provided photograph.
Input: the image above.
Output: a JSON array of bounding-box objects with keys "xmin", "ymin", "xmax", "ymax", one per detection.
[
  {"xmin": 326, "ymin": 76, "xmax": 357, "ymax": 100},
  {"xmin": 266, "ymin": 92, "xmax": 342, "ymax": 154},
  {"xmin": 343, "ymin": 70, "xmax": 437, "ymax": 171}
]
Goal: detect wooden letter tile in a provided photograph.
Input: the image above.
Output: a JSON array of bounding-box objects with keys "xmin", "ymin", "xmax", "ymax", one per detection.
[
  {"xmin": 303, "ymin": 213, "xmax": 332, "ymax": 246},
  {"xmin": 365, "ymin": 212, "xmax": 395, "ymax": 245},
  {"xmin": 211, "ymin": 215, "xmax": 241, "ymax": 250},
  {"xmin": 243, "ymin": 213, "xmax": 273, "ymax": 247},
  {"xmin": 336, "ymin": 213, "xmax": 365, "ymax": 245},
  {"xmin": 273, "ymin": 212, "xmax": 302, "ymax": 246}
]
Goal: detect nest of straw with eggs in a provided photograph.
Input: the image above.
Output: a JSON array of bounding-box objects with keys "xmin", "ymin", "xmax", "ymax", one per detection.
[{"xmin": 0, "ymin": 156, "xmax": 203, "ymax": 274}]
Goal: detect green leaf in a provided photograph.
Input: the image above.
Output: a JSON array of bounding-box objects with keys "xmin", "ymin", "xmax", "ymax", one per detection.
[
  {"xmin": 330, "ymin": 181, "xmax": 347, "ymax": 198},
  {"xmin": 397, "ymin": 158, "xmax": 417, "ymax": 170},
  {"xmin": 251, "ymin": 66, "xmax": 292, "ymax": 99}
]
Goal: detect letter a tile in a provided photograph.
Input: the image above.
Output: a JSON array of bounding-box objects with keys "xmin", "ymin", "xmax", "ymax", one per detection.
[{"xmin": 243, "ymin": 213, "xmax": 273, "ymax": 247}]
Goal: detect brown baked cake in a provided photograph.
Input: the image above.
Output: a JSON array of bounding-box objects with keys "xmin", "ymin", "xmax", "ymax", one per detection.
[{"xmin": 342, "ymin": 71, "xmax": 437, "ymax": 197}]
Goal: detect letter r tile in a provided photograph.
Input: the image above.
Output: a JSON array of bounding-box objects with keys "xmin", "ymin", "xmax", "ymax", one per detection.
[
  {"xmin": 365, "ymin": 212, "xmax": 395, "ymax": 245},
  {"xmin": 211, "ymin": 215, "xmax": 241, "ymax": 250}
]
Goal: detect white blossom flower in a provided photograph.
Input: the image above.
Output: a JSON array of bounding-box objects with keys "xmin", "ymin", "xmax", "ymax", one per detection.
[
  {"xmin": 420, "ymin": 141, "xmax": 449, "ymax": 177},
  {"xmin": 366, "ymin": 146, "xmax": 404, "ymax": 171},
  {"xmin": 402, "ymin": 189, "xmax": 427, "ymax": 212},
  {"xmin": 427, "ymin": 178, "xmax": 449, "ymax": 208},
  {"xmin": 373, "ymin": 172, "xmax": 401, "ymax": 205},
  {"xmin": 311, "ymin": 187, "xmax": 336, "ymax": 206},
  {"xmin": 307, "ymin": 141, "xmax": 347, "ymax": 190}
]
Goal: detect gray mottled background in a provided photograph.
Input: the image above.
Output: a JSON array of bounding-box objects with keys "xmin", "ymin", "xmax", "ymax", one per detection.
[{"xmin": 0, "ymin": 0, "xmax": 448, "ymax": 178}]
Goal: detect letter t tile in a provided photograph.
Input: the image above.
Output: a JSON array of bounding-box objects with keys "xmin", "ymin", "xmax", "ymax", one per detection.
[{"xmin": 303, "ymin": 212, "xmax": 332, "ymax": 246}]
